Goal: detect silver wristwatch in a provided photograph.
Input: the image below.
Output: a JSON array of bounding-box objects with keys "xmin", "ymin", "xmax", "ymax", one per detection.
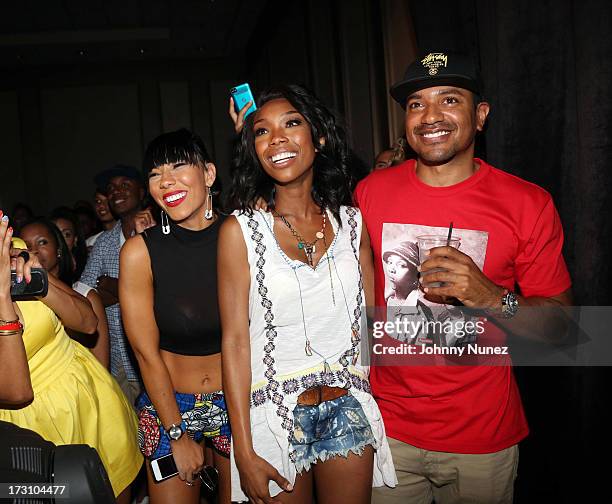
[
  {"xmin": 166, "ymin": 422, "xmax": 185, "ymax": 441},
  {"xmin": 500, "ymin": 290, "xmax": 519, "ymax": 319}
]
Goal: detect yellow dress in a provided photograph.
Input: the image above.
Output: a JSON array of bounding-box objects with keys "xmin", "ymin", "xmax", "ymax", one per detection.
[{"xmin": 0, "ymin": 301, "xmax": 142, "ymax": 496}]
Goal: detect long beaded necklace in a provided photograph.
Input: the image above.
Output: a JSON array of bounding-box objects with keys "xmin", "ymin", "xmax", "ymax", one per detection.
[
  {"xmin": 271, "ymin": 208, "xmax": 338, "ymax": 366},
  {"xmin": 271, "ymin": 209, "xmax": 326, "ymax": 267}
]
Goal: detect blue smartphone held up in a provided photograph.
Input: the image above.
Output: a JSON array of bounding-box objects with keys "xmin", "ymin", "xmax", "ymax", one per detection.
[{"xmin": 231, "ymin": 83, "xmax": 257, "ymax": 119}]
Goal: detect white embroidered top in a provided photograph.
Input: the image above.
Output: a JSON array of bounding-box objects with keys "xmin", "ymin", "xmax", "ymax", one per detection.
[{"xmin": 230, "ymin": 207, "xmax": 397, "ymax": 502}]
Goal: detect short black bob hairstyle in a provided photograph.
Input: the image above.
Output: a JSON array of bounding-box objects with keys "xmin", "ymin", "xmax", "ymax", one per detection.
[
  {"xmin": 142, "ymin": 128, "xmax": 222, "ymax": 213},
  {"xmin": 19, "ymin": 218, "xmax": 74, "ymax": 286},
  {"xmin": 227, "ymin": 84, "xmax": 353, "ymax": 223}
]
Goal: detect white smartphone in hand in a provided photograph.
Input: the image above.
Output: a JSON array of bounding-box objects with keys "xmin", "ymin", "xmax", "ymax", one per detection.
[{"xmin": 150, "ymin": 453, "xmax": 178, "ymax": 483}]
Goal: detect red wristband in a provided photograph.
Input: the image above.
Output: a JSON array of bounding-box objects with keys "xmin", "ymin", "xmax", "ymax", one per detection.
[{"xmin": 0, "ymin": 321, "xmax": 23, "ymax": 331}]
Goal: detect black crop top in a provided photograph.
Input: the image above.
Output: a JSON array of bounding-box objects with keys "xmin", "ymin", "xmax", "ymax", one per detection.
[{"xmin": 142, "ymin": 217, "xmax": 224, "ymax": 356}]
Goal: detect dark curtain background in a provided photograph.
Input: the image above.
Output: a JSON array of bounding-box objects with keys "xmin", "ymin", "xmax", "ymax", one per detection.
[{"xmin": 408, "ymin": 0, "xmax": 612, "ymax": 501}]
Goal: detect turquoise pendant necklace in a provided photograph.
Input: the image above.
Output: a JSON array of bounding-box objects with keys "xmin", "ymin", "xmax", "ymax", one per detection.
[{"xmin": 272, "ymin": 209, "xmax": 326, "ymax": 267}]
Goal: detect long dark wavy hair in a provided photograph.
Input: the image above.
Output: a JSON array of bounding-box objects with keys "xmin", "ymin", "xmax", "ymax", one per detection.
[
  {"xmin": 227, "ymin": 84, "xmax": 353, "ymax": 223},
  {"xmin": 142, "ymin": 128, "xmax": 222, "ymax": 213},
  {"xmin": 20, "ymin": 218, "xmax": 74, "ymax": 285}
]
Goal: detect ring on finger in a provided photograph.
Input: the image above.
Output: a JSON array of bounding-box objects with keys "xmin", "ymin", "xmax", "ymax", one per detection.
[
  {"xmin": 18, "ymin": 251, "xmax": 30, "ymax": 263},
  {"xmin": 185, "ymin": 480, "xmax": 194, "ymax": 486}
]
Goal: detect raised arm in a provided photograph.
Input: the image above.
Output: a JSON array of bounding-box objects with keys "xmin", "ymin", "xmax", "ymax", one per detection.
[
  {"xmin": 218, "ymin": 217, "xmax": 291, "ymax": 503},
  {"xmin": 423, "ymin": 243, "xmax": 572, "ymax": 341},
  {"xmin": 228, "ymin": 96, "xmax": 252, "ymax": 134},
  {"xmin": 421, "ymin": 196, "xmax": 573, "ymax": 342},
  {"xmin": 119, "ymin": 235, "xmax": 204, "ymax": 483},
  {"xmin": 0, "ymin": 220, "xmax": 32, "ymax": 405},
  {"xmin": 65, "ymin": 285, "xmax": 110, "ymax": 367},
  {"xmin": 12, "ymin": 251, "xmax": 97, "ymax": 334},
  {"xmin": 42, "ymin": 274, "xmax": 98, "ymax": 334}
]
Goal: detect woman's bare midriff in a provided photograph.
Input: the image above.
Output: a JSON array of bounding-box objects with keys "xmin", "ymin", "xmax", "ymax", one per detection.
[{"xmin": 160, "ymin": 350, "xmax": 222, "ymax": 394}]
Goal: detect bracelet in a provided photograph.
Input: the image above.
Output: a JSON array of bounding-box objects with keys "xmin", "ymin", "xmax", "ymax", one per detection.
[
  {"xmin": 0, "ymin": 318, "xmax": 19, "ymax": 325},
  {"xmin": 0, "ymin": 329, "xmax": 23, "ymax": 336},
  {"xmin": 0, "ymin": 321, "xmax": 23, "ymax": 331}
]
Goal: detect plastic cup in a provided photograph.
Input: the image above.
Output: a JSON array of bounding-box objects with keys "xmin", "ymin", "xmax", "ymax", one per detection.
[{"xmin": 416, "ymin": 235, "xmax": 461, "ymax": 288}]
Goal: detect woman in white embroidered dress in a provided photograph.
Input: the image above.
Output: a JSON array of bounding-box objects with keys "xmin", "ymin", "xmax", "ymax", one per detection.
[{"xmin": 219, "ymin": 85, "xmax": 396, "ymax": 503}]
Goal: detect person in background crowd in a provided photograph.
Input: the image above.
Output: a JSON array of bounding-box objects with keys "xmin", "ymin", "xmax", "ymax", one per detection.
[
  {"xmin": 50, "ymin": 206, "xmax": 88, "ymax": 281},
  {"xmin": 18, "ymin": 218, "xmax": 73, "ymax": 285},
  {"xmin": 121, "ymin": 129, "xmax": 230, "ymax": 503},
  {"xmin": 74, "ymin": 199, "xmax": 96, "ymax": 212},
  {"xmin": 373, "ymin": 137, "xmax": 408, "ymax": 170},
  {"xmin": 19, "ymin": 218, "xmax": 110, "ymax": 368},
  {"xmin": 74, "ymin": 203, "xmax": 99, "ymax": 240},
  {"xmin": 0, "ymin": 218, "xmax": 142, "ymax": 503},
  {"xmin": 374, "ymin": 149, "xmax": 394, "ymax": 170},
  {"xmin": 79, "ymin": 164, "xmax": 153, "ymax": 405},
  {"xmin": 9, "ymin": 203, "xmax": 33, "ymax": 235},
  {"xmin": 221, "ymin": 84, "xmax": 396, "ymax": 503},
  {"xmin": 355, "ymin": 51, "xmax": 573, "ymax": 504},
  {"xmin": 86, "ymin": 188, "xmax": 117, "ymax": 251}
]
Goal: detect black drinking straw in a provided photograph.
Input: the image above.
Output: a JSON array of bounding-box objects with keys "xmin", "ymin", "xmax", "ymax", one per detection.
[{"xmin": 446, "ymin": 221, "xmax": 454, "ymax": 246}]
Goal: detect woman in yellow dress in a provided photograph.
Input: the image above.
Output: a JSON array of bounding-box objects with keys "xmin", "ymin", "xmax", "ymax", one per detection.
[{"xmin": 0, "ymin": 218, "xmax": 142, "ymax": 502}]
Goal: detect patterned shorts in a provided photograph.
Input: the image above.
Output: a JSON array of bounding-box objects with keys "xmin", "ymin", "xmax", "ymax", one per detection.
[
  {"xmin": 290, "ymin": 392, "xmax": 375, "ymax": 473},
  {"xmin": 137, "ymin": 390, "xmax": 231, "ymax": 459}
]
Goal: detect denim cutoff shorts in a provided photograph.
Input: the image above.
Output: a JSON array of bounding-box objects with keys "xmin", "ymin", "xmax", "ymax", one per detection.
[{"xmin": 290, "ymin": 392, "xmax": 375, "ymax": 472}]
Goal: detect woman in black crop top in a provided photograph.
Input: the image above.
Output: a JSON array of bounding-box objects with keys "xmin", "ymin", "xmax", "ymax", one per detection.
[{"xmin": 119, "ymin": 129, "xmax": 230, "ymax": 503}]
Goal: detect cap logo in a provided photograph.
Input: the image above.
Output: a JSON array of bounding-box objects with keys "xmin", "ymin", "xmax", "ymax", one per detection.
[{"xmin": 421, "ymin": 52, "xmax": 448, "ymax": 76}]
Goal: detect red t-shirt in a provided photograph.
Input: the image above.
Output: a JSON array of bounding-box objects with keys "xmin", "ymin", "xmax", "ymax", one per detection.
[{"xmin": 354, "ymin": 159, "xmax": 571, "ymax": 453}]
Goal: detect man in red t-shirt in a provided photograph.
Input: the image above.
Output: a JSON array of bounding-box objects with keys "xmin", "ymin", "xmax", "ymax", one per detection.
[{"xmin": 356, "ymin": 52, "xmax": 572, "ymax": 503}]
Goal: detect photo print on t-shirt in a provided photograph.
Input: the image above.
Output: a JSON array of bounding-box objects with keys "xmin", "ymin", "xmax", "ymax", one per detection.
[{"xmin": 381, "ymin": 223, "xmax": 488, "ymax": 347}]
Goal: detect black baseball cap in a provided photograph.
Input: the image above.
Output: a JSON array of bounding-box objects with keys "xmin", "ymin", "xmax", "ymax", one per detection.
[
  {"xmin": 94, "ymin": 164, "xmax": 142, "ymax": 194},
  {"xmin": 390, "ymin": 51, "xmax": 482, "ymax": 108}
]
